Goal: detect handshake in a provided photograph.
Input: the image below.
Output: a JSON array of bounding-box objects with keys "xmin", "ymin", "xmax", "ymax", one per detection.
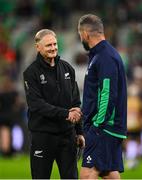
[{"xmin": 66, "ymin": 107, "xmax": 82, "ymax": 123}]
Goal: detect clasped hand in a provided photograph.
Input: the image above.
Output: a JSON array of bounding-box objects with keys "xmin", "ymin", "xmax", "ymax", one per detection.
[{"xmin": 66, "ymin": 107, "xmax": 82, "ymax": 123}]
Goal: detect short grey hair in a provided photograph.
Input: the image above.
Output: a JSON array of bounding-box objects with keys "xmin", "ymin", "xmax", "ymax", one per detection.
[
  {"xmin": 78, "ymin": 14, "xmax": 104, "ymax": 35},
  {"xmin": 35, "ymin": 29, "xmax": 56, "ymax": 43}
]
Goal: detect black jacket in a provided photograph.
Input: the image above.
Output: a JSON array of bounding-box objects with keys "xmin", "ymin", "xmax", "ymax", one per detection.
[{"xmin": 23, "ymin": 53, "xmax": 83, "ymax": 134}]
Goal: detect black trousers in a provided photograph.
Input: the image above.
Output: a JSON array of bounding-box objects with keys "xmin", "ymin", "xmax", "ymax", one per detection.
[{"xmin": 30, "ymin": 129, "xmax": 78, "ymax": 179}]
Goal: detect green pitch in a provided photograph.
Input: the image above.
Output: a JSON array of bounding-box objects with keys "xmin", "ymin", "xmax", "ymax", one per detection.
[{"xmin": 0, "ymin": 154, "xmax": 142, "ymax": 179}]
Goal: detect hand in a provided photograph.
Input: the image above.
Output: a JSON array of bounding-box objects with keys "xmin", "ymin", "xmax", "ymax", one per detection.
[
  {"xmin": 66, "ymin": 111, "xmax": 81, "ymax": 123},
  {"xmin": 76, "ymin": 135, "xmax": 85, "ymax": 149},
  {"xmin": 66, "ymin": 107, "xmax": 82, "ymax": 123},
  {"xmin": 69, "ymin": 107, "xmax": 82, "ymax": 116}
]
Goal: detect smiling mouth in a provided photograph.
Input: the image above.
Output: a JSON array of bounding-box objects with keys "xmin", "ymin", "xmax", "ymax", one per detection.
[{"xmin": 48, "ymin": 50, "xmax": 57, "ymax": 53}]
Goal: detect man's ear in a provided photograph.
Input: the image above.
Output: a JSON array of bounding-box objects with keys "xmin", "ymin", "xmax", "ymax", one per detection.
[
  {"xmin": 82, "ymin": 30, "xmax": 89, "ymax": 41},
  {"xmin": 35, "ymin": 43, "xmax": 40, "ymax": 52}
]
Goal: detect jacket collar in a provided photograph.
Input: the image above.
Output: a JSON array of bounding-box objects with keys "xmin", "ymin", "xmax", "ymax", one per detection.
[
  {"xmin": 89, "ymin": 40, "xmax": 107, "ymax": 59},
  {"xmin": 36, "ymin": 53, "xmax": 60, "ymax": 69}
]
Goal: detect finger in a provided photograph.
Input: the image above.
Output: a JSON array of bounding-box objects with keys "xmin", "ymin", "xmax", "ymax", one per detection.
[
  {"xmin": 75, "ymin": 114, "xmax": 81, "ymax": 120},
  {"xmin": 70, "ymin": 119, "xmax": 76, "ymax": 123},
  {"xmin": 68, "ymin": 117, "xmax": 77, "ymax": 123},
  {"xmin": 75, "ymin": 112, "xmax": 82, "ymax": 117},
  {"xmin": 69, "ymin": 110, "xmax": 82, "ymax": 118}
]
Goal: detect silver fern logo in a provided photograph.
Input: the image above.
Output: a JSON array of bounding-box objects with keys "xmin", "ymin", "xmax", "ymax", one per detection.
[
  {"xmin": 40, "ymin": 74, "xmax": 47, "ymax": 84},
  {"xmin": 65, "ymin": 72, "xmax": 70, "ymax": 79}
]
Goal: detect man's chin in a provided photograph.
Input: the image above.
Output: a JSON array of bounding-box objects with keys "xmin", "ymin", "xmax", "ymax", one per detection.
[
  {"xmin": 47, "ymin": 54, "xmax": 57, "ymax": 59},
  {"xmin": 48, "ymin": 56, "xmax": 56, "ymax": 59},
  {"xmin": 51, "ymin": 55, "xmax": 57, "ymax": 58}
]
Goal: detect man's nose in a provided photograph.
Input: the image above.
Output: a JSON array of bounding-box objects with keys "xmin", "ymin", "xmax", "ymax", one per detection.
[{"xmin": 51, "ymin": 44, "xmax": 56, "ymax": 50}]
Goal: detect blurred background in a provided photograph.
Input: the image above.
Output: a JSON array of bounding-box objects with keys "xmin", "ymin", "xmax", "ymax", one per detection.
[{"xmin": 0, "ymin": 0, "xmax": 142, "ymax": 178}]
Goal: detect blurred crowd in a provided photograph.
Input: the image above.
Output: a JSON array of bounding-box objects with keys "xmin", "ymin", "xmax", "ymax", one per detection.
[{"xmin": 0, "ymin": 0, "xmax": 142, "ymax": 169}]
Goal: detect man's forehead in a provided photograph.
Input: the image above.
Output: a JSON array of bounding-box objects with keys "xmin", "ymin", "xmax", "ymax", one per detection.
[{"xmin": 41, "ymin": 34, "xmax": 57, "ymax": 43}]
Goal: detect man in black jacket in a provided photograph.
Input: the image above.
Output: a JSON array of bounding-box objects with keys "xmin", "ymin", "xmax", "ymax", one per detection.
[{"xmin": 23, "ymin": 29, "xmax": 85, "ymax": 179}]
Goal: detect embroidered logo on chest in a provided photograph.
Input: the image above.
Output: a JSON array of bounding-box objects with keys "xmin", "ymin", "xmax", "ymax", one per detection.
[
  {"xmin": 40, "ymin": 74, "xmax": 47, "ymax": 84},
  {"xmin": 65, "ymin": 72, "xmax": 70, "ymax": 79}
]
